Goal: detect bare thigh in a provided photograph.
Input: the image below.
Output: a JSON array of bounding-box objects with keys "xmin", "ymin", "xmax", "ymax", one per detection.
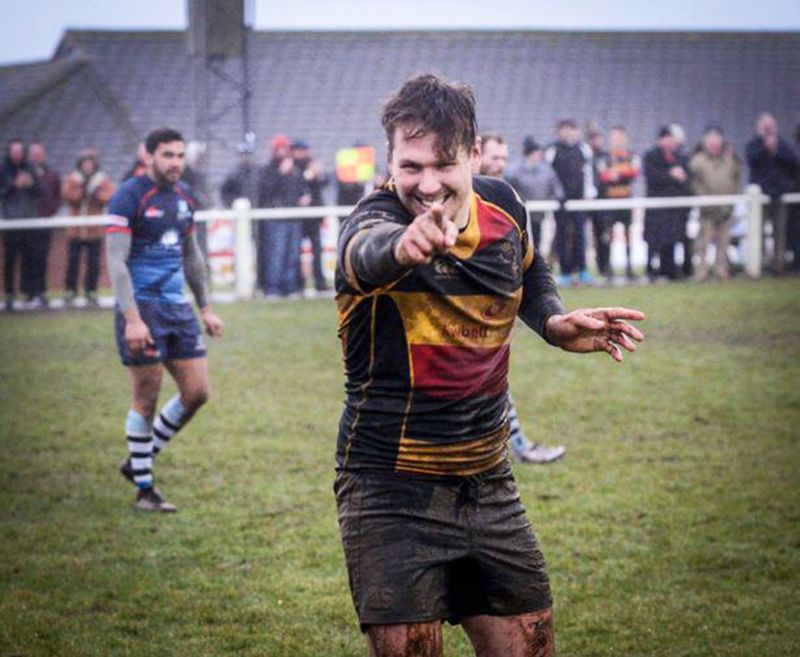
[
  {"xmin": 462, "ymin": 608, "xmax": 554, "ymax": 657},
  {"xmin": 366, "ymin": 621, "xmax": 443, "ymax": 657}
]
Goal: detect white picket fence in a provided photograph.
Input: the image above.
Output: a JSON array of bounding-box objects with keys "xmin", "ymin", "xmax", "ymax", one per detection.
[{"xmin": 1, "ymin": 184, "xmax": 789, "ymax": 301}]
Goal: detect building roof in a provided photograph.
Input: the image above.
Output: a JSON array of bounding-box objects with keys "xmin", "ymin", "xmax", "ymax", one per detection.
[{"xmin": 1, "ymin": 28, "xmax": 799, "ymax": 200}]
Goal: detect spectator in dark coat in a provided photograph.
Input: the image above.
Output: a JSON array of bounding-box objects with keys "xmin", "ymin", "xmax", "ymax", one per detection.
[
  {"xmin": 669, "ymin": 123, "xmax": 695, "ymax": 278},
  {"xmin": 220, "ymin": 144, "xmax": 259, "ymax": 208},
  {"xmin": 789, "ymin": 123, "xmax": 800, "ymax": 271},
  {"xmin": 745, "ymin": 113, "xmax": 800, "ymax": 273},
  {"xmin": 28, "ymin": 141, "xmax": 61, "ymax": 307},
  {"xmin": 544, "ymin": 118, "xmax": 597, "ymax": 285},
  {"xmin": 256, "ymin": 134, "xmax": 310, "ymax": 297},
  {"xmin": 644, "ymin": 126, "xmax": 692, "ymax": 281},
  {"xmin": 0, "ymin": 139, "xmax": 41, "ymax": 311},
  {"xmin": 221, "ymin": 143, "xmax": 263, "ymax": 288},
  {"xmin": 292, "ymin": 139, "xmax": 330, "ymax": 293},
  {"xmin": 183, "ymin": 141, "xmax": 210, "ymax": 263}
]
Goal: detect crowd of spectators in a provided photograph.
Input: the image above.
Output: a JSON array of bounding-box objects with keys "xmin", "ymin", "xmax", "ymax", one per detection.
[
  {"xmin": 220, "ymin": 135, "xmax": 373, "ymax": 299},
  {"xmin": 2, "ymin": 112, "xmax": 800, "ymax": 310},
  {"xmin": 495, "ymin": 113, "xmax": 800, "ymax": 285}
]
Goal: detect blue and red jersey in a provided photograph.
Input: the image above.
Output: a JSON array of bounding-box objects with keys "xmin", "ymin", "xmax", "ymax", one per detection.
[{"xmin": 107, "ymin": 174, "xmax": 197, "ymax": 304}]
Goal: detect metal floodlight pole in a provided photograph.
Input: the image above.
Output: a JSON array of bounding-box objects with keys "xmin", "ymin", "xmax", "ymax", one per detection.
[{"xmin": 191, "ymin": 1, "xmax": 211, "ymax": 172}]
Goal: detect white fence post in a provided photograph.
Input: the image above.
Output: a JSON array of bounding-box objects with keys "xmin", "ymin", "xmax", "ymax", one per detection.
[
  {"xmin": 233, "ymin": 198, "xmax": 255, "ymax": 299},
  {"xmin": 745, "ymin": 184, "xmax": 763, "ymax": 279}
]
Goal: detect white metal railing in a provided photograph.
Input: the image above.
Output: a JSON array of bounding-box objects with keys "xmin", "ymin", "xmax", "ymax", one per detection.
[
  {"xmin": 563, "ymin": 185, "xmax": 768, "ymax": 279},
  {"xmin": 0, "ymin": 185, "xmax": 774, "ymax": 298}
]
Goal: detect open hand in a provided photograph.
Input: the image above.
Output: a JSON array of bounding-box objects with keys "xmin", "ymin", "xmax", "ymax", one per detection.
[{"xmin": 545, "ymin": 307, "xmax": 645, "ymax": 362}]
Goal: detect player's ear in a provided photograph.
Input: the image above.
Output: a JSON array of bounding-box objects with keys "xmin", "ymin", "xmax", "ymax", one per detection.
[{"xmin": 470, "ymin": 139, "xmax": 481, "ymax": 171}]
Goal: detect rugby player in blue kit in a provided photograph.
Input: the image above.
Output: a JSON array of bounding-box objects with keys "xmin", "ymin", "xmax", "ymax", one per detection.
[{"xmin": 106, "ymin": 128, "xmax": 223, "ymax": 512}]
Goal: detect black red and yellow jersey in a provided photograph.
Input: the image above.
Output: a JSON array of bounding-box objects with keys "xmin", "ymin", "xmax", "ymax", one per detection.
[{"xmin": 335, "ymin": 175, "xmax": 562, "ymax": 477}]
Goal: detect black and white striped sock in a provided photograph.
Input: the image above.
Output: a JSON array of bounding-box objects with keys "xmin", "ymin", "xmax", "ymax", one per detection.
[
  {"xmin": 152, "ymin": 394, "xmax": 188, "ymax": 456},
  {"xmin": 126, "ymin": 409, "xmax": 153, "ymax": 489}
]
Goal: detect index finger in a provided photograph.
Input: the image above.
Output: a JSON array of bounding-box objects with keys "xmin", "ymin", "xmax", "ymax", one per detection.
[
  {"xmin": 427, "ymin": 203, "xmax": 444, "ymax": 227},
  {"xmin": 595, "ymin": 307, "xmax": 646, "ymax": 322}
]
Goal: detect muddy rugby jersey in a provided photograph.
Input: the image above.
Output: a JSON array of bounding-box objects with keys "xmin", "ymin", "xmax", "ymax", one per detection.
[{"xmin": 335, "ymin": 175, "xmax": 563, "ymax": 476}]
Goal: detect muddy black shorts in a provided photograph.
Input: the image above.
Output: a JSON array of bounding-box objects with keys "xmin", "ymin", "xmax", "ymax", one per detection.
[{"xmin": 334, "ymin": 460, "xmax": 552, "ymax": 628}]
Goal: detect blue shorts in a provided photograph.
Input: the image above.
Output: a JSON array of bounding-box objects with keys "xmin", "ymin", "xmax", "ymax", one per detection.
[{"xmin": 115, "ymin": 300, "xmax": 206, "ymax": 366}]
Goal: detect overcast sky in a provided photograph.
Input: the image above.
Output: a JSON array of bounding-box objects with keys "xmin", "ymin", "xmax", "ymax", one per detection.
[{"xmin": 1, "ymin": 0, "xmax": 799, "ymax": 65}]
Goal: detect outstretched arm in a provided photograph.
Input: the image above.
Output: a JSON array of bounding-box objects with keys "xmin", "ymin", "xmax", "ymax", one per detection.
[
  {"xmin": 183, "ymin": 231, "xmax": 223, "ymax": 337},
  {"xmin": 545, "ymin": 307, "xmax": 646, "ymax": 362},
  {"xmin": 343, "ymin": 203, "xmax": 457, "ymax": 290}
]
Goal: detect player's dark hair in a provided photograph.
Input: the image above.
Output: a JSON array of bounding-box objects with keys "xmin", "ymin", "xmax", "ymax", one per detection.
[
  {"xmin": 145, "ymin": 128, "xmax": 184, "ymax": 154},
  {"xmin": 382, "ymin": 74, "xmax": 477, "ymax": 160}
]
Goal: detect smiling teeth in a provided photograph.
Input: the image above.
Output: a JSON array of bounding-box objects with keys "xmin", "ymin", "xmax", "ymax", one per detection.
[{"xmin": 417, "ymin": 197, "xmax": 447, "ymax": 208}]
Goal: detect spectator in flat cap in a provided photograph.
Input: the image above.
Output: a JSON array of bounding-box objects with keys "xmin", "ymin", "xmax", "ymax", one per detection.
[{"xmin": 689, "ymin": 124, "xmax": 742, "ymax": 281}]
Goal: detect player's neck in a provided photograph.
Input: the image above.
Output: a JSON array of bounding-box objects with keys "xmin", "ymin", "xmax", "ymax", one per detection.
[{"xmin": 454, "ymin": 195, "xmax": 472, "ymax": 230}]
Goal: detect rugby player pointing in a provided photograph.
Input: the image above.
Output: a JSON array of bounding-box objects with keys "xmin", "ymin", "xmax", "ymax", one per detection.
[
  {"xmin": 335, "ymin": 75, "xmax": 644, "ymax": 656},
  {"xmin": 107, "ymin": 128, "xmax": 223, "ymax": 512}
]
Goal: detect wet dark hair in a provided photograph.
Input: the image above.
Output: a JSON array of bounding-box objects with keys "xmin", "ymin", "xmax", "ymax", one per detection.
[
  {"xmin": 144, "ymin": 127, "xmax": 184, "ymax": 154},
  {"xmin": 382, "ymin": 74, "xmax": 477, "ymax": 160}
]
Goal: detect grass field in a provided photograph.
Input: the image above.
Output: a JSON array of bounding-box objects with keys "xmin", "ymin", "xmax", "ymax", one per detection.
[{"xmin": 1, "ymin": 279, "xmax": 798, "ymax": 656}]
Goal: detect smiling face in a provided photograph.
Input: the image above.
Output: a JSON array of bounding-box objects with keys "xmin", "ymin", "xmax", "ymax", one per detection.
[
  {"xmin": 390, "ymin": 123, "xmax": 479, "ymax": 227},
  {"xmin": 149, "ymin": 140, "xmax": 185, "ymax": 186}
]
